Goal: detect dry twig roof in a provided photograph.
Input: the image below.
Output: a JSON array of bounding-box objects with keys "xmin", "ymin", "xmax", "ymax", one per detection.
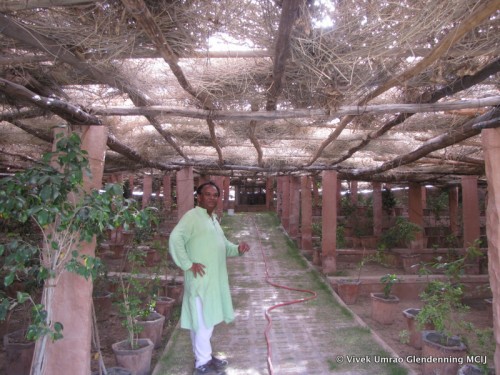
[{"xmin": 0, "ymin": 0, "xmax": 499, "ymax": 186}]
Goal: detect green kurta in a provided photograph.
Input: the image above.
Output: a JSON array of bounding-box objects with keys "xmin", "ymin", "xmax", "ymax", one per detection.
[{"xmin": 168, "ymin": 206, "xmax": 240, "ymax": 331}]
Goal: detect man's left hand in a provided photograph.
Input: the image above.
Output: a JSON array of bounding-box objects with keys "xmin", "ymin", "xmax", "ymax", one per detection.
[{"xmin": 238, "ymin": 242, "xmax": 250, "ymax": 254}]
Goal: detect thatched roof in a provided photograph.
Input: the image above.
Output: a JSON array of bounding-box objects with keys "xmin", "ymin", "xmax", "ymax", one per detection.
[{"xmin": 0, "ymin": 0, "xmax": 499, "ymax": 186}]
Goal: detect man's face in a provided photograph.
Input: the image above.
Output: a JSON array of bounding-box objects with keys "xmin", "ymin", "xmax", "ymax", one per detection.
[{"xmin": 197, "ymin": 185, "xmax": 219, "ymax": 213}]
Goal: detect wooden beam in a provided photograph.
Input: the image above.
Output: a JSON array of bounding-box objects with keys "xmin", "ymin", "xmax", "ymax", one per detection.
[
  {"xmin": 307, "ymin": 0, "xmax": 500, "ymax": 165},
  {"xmin": 0, "ymin": 78, "xmax": 102, "ymax": 125},
  {"xmin": 89, "ymin": 96, "xmax": 500, "ymax": 121},
  {"xmin": 328, "ymin": 58, "xmax": 500, "ymax": 165},
  {"xmin": 352, "ymin": 106, "xmax": 500, "ymax": 178}
]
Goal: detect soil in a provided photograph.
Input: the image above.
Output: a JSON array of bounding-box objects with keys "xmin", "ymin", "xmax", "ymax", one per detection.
[
  {"xmin": 338, "ymin": 263, "xmax": 495, "ymax": 374},
  {"xmin": 0, "ymin": 263, "xmax": 493, "ymax": 374}
]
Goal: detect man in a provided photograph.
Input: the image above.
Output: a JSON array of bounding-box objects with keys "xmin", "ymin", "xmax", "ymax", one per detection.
[{"xmin": 169, "ymin": 181, "xmax": 250, "ymax": 375}]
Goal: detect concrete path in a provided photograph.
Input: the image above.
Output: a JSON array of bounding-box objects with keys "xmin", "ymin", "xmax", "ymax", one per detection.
[{"xmin": 153, "ymin": 212, "xmax": 411, "ymax": 375}]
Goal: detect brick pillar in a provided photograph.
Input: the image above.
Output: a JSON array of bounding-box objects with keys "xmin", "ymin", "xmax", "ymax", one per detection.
[
  {"xmin": 461, "ymin": 176, "xmax": 481, "ymax": 248},
  {"xmin": 321, "ymin": 171, "xmax": 338, "ymax": 274},
  {"xmin": 448, "ymin": 186, "xmax": 459, "ymax": 236},
  {"xmin": 350, "ymin": 180, "xmax": 358, "ymax": 205},
  {"xmin": 408, "ymin": 183, "xmax": 424, "ymax": 249},
  {"xmin": 223, "ymin": 177, "xmax": 230, "ymax": 211},
  {"xmin": 163, "ymin": 174, "xmax": 172, "ymax": 211},
  {"xmin": 281, "ymin": 176, "xmax": 290, "ymax": 230},
  {"xmin": 276, "ymin": 177, "xmax": 283, "ymax": 216},
  {"xmin": 481, "ymin": 128, "xmax": 500, "ymax": 374},
  {"xmin": 43, "ymin": 125, "xmax": 107, "ymax": 375},
  {"xmin": 128, "ymin": 175, "xmax": 135, "ymax": 197},
  {"xmin": 266, "ymin": 177, "xmax": 274, "ymax": 210},
  {"xmin": 176, "ymin": 167, "xmax": 194, "ymax": 220},
  {"xmin": 372, "ymin": 182, "xmax": 382, "ymax": 237},
  {"xmin": 289, "ymin": 176, "xmax": 300, "ymax": 239},
  {"xmin": 312, "ymin": 176, "xmax": 320, "ymax": 209},
  {"xmin": 301, "ymin": 176, "xmax": 313, "ymax": 251},
  {"xmin": 234, "ymin": 185, "xmax": 240, "ymax": 206},
  {"xmin": 142, "ymin": 174, "xmax": 153, "ymax": 209},
  {"xmin": 213, "ymin": 176, "xmax": 224, "ymax": 219}
]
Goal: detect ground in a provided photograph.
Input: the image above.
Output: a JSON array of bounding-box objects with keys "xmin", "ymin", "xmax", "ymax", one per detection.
[{"xmin": 0, "ymin": 262, "xmax": 494, "ymax": 374}]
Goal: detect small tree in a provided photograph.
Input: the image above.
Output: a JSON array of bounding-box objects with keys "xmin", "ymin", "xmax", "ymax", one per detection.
[{"xmin": 0, "ymin": 133, "xmax": 153, "ymax": 374}]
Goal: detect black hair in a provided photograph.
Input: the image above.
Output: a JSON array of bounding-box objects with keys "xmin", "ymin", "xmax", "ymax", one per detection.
[{"xmin": 196, "ymin": 181, "xmax": 220, "ymax": 196}]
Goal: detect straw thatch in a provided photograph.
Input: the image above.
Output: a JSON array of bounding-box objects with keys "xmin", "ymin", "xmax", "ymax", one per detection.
[{"xmin": 0, "ymin": 0, "xmax": 499, "ymax": 185}]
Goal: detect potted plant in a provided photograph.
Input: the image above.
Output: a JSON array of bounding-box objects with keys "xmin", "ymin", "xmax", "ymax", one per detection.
[
  {"xmin": 336, "ymin": 252, "xmax": 370, "ymax": 305},
  {"xmin": 113, "ymin": 264, "xmax": 154, "ymax": 375},
  {"xmin": 0, "ymin": 132, "xmax": 155, "ymax": 374},
  {"xmin": 416, "ymin": 280, "xmax": 469, "ymax": 375},
  {"xmin": 370, "ymin": 273, "xmax": 400, "ymax": 325}
]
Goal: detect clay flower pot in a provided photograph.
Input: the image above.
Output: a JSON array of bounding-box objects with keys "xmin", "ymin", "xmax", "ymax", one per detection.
[
  {"xmin": 3, "ymin": 329, "xmax": 35, "ymax": 375},
  {"xmin": 370, "ymin": 292, "xmax": 400, "ymax": 325},
  {"xmin": 112, "ymin": 338, "xmax": 154, "ymax": 375},
  {"xmin": 155, "ymin": 296, "xmax": 176, "ymax": 319},
  {"xmin": 134, "ymin": 311, "xmax": 166, "ymax": 349},
  {"xmin": 421, "ymin": 331, "xmax": 467, "ymax": 375},
  {"xmin": 337, "ymin": 279, "xmax": 361, "ymax": 305}
]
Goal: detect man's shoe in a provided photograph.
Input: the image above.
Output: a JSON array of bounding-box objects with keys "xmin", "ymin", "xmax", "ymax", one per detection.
[
  {"xmin": 193, "ymin": 363, "xmax": 217, "ymax": 375},
  {"xmin": 210, "ymin": 356, "xmax": 228, "ymax": 371}
]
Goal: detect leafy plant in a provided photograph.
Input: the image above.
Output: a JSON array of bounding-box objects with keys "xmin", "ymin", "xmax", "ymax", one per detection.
[
  {"xmin": 416, "ymin": 280, "xmax": 469, "ymax": 345},
  {"xmin": 0, "ymin": 132, "xmax": 154, "ymax": 372},
  {"xmin": 382, "ymin": 188, "xmax": 397, "ymax": 215},
  {"xmin": 380, "ymin": 273, "xmax": 400, "ymax": 298},
  {"xmin": 379, "ymin": 216, "xmax": 421, "ymax": 249}
]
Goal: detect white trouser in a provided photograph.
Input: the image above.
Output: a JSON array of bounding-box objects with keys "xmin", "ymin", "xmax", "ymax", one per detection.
[{"xmin": 191, "ymin": 297, "xmax": 214, "ymax": 368}]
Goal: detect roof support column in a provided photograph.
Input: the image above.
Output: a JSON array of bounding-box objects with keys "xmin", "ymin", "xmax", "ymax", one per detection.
[
  {"xmin": 266, "ymin": 177, "xmax": 274, "ymax": 210},
  {"xmin": 301, "ymin": 176, "xmax": 313, "ymax": 252},
  {"xmin": 289, "ymin": 176, "xmax": 300, "ymax": 240},
  {"xmin": 281, "ymin": 176, "xmax": 290, "ymax": 231},
  {"xmin": 448, "ymin": 186, "xmax": 459, "ymax": 236},
  {"xmin": 408, "ymin": 183, "xmax": 424, "ymax": 249},
  {"xmin": 223, "ymin": 177, "xmax": 230, "ymax": 211},
  {"xmin": 321, "ymin": 170, "xmax": 338, "ymax": 274},
  {"xmin": 461, "ymin": 176, "xmax": 481, "ymax": 248},
  {"xmin": 481, "ymin": 127, "xmax": 500, "ymax": 375},
  {"xmin": 163, "ymin": 174, "xmax": 172, "ymax": 212},
  {"xmin": 372, "ymin": 182, "xmax": 382, "ymax": 238},
  {"xmin": 142, "ymin": 174, "xmax": 152, "ymax": 208},
  {"xmin": 176, "ymin": 167, "xmax": 194, "ymax": 220},
  {"xmin": 41, "ymin": 124, "xmax": 107, "ymax": 375}
]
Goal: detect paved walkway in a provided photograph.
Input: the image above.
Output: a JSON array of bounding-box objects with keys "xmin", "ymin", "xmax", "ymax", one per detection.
[{"xmin": 153, "ymin": 212, "xmax": 412, "ymax": 375}]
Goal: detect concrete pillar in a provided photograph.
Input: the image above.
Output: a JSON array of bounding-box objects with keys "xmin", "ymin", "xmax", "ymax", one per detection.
[
  {"xmin": 213, "ymin": 176, "xmax": 224, "ymax": 219},
  {"xmin": 408, "ymin": 183, "xmax": 424, "ymax": 249},
  {"xmin": 312, "ymin": 176, "xmax": 320, "ymax": 209},
  {"xmin": 266, "ymin": 177, "xmax": 274, "ymax": 210},
  {"xmin": 461, "ymin": 176, "xmax": 481, "ymax": 248},
  {"xmin": 163, "ymin": 174, "xmax": 172, "ymax": 212},
  {"xmin": 281, "ymin": 176, "xmax": 290, "ymax": 230},
  {"xmin": 289, "ymin": 176, "xmax": 300, "ymax": 239},
  {"xmin": 449, "ymin": 186, "xmax": 459, "ymax": 236},
  {"xmin": 481, "ymin": 128, "xmax": 500, "ymax": 374},
  {"xmin": 350, "ymin": 181, "xmax": 358, "ymax": 205},
  {"xmin": 142, "ymin": 174, "xmax": 153, "ymax": 209},
  {"xmin": 42, "ymin": 125, "xmax": 107, "ymax": 375},
  {"xmin": 128, "ymin": 175, "xmax": 135, "ymax": 197},
  {"xmin": 276, "ymin": 177, "xmax": 283, "ymax": 216},
  {"xmin": 372, "ymin": 182, "xmax": 382, "ymax": 237},
  {"xmin": 198, "ymin": 174, "xmax": 210, "ymax": 186},
  {"xmin": 176, "ymin": 167, "xmax": 194, "ymax": 220},
  {"xmin": 234, "ymin": 185, "xmax": 240, "ymax": 206},
  {"xmin": 301, "ymin": 176, "xmax": 313, "ymax": 251},
  {"xmin": 223, "ymin": 177, "xmax": 230, "ymax": 211},
  {"xmin": 321, "ymin": 171, "xmax": 338, "ymax": 274}
]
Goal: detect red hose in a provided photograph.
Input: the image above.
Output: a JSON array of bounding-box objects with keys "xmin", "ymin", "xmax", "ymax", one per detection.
[{"xmin": 252, "ymin": 217, "xmax": 317, "ymax": 375}]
